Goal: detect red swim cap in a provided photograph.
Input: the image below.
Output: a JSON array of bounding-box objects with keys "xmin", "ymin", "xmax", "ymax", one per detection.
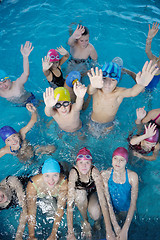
[
  {"xmin": 47, "ymin": 49, "xmax": 60, "ymax": 62},
  {"xmin": 76, "ymin": 147, "xmax": 92, "ymax": 161},
  {"xmin": 112, "ymin": 147, "xmax": 128, "ymax": 162},
  {"xmin": 145, "ymin": 128, "xmax": 159, "ymax": 143}
]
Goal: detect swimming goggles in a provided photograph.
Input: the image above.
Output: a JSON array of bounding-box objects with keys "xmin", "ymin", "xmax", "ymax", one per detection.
[
  {"xmin": 0, "ymin": 76, "xmax": 9, "ymax": 82},
  {"xmin": 50, "ymin": 55, "xmax": 59, "ymax": 61},
  {"xmin": 103, "ymin": 71, "xmax": 117, "ymax": 78},
  {"xmin": 55, "ymin": 101, "xmax": 70, "ymax": 109},
  {"xmin": 77, "ymin": 154, "xmax": 92, "ymax": 160}
]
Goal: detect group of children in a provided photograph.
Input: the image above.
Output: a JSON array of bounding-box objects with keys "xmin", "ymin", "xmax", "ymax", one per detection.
[{"xmin": 0, "ymin": 22, "xmax": 160, "ymax": 240}]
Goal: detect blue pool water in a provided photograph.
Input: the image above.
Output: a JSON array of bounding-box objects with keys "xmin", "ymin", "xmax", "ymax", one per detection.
[{"xmin": 0, "ymin": 0, "xmax": 160, "ymax": 239}]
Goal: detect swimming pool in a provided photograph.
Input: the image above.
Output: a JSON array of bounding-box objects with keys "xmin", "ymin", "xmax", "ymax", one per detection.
[{"xmin": 0, "ymin": 0, "xmax": 160, "ymax": 239}]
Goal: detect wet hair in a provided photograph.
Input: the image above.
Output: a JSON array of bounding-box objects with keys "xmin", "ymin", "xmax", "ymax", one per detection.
[{"xmin": 82, "ymin": 26, "xmax": 89, "ymax": 36}]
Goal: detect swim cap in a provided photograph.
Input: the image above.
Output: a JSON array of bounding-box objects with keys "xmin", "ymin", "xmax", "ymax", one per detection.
[
  {"xmin": 76, "ymin": 147, "xmax": 92, "ymax": 161},
  {"xmin": 47, "ymin": 49, "xmax": 60, "ymax": 62},
  {"xmin": 66, "ymin": 71, "xmax": 81, "ymax": 88},
  {"xmin": 0, "ymin": 70, "xmax": 9, "ymax": 82},
  {"xmin": 102, "ymin": 62, "xmax": 121, "ymax": 83},
  {"xmin": 112, "ymin": 147, "xmax": 128, "ymax": 162},
  {"xmin": 0, "ymin": 126, "xmax": 17, "ymax": 142},
  {"xmin": 145, "ymin": 128, "xmax": 159, "ymax": 143},
  {"xmin": 42, "ymin": 158, "xmax": 60, "ymax": 174},
  {"xmin": 54, "ymin": 87, "xmax": 71, "ymax": 102}
]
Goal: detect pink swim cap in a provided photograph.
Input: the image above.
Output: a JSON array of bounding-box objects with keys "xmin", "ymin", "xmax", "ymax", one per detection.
[
  {"xmin": 76, "ymin": 147, "xmax": 92, "ymax": 161},
  {"xmin": 47, "ymin": 49, "xmax": 60, "ymax": 62},
  {"xmin": 145, "ymin": 128, "xmax": 159, "ymax": 143},
  {"xmin": 112, "ymin": 147, "xmax": 128, "ymax": 162}
]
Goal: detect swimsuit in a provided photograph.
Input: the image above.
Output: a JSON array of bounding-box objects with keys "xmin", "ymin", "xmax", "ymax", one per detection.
[
  {"xmin": 7, "ymin": 91, "xmax": 38, "ymax": 107},
  {"xmin": 72, "ymin": 166, "xmax": 96, "ymax": 199},
  {"xmin": 48, "ymin": 68, "xmax": 65, "ymax": 89},
  {"xmin": 108, "ymin": 169, "xmax": 131, "ymax": 212},
  {"xmin": 67, "ymin": 56, "xmax": 92, "ymax": 74},
  {"xmin": 89, "ymin": 118, "xmax": 114, "ymax": 138},
  {"xmin": 149, "ymin": 113, "xmax": 160, "ymax": 129},
  {"xmin": 145, "ymin": 73, "xmax": 160, "ymax": 90}
]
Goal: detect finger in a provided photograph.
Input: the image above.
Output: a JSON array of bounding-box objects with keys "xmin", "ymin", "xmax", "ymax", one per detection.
[
  {"xmin": 95, "ymin": 67, "xmax": 99, "ymax": 76},
  {"xmin": 87, "ymin": 72, "xmax": 92, "ymax": 78},
  {"xmin": 91, "ymin": 68, "xmax": 95, "ymax": 77},
  {"xmin": 99, "ymin": 69, "xmax": 103, "ymax": 77}
]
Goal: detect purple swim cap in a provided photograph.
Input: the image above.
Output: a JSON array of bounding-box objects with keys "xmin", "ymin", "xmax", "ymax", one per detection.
[
  {"xmin": 145, "ymin": 128, "xmax": 159, "ymax": 143},
  {"xmin": 112, "ymin": 147, "xmax": 128, "ymax": 162},
  {"xmin": 0, "ymin": 126, "xmax": 17, "ymax": 142}
]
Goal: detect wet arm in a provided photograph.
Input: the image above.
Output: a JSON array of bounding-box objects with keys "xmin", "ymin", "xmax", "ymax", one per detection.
[
  {"xmin": 0, "ymin": 147, "xmax": 9, "ymax": 158},
  {"xmin": 87, "ymin": 84, "xmax": 97, "ymax": 95},
  {"xmin": 145, "ymin": 37, "xmax": 157, "ymax": 61},
  {"xmin": 44, "ymin": 106, "xmax": 56, "ymax": 117},
  {"xmin": 59, "ymin": 54, "xmax": 70, "ymax": 66},
  {"xmin": 26, "ymin": 181, "xmax": 37, "ymax": 238},
  {"xmin": 90, "ymin": 45, "xmax": 98, "ymax": 61},
  {"xmin": 119, "ymin": 84, "xmax": 144, "ymax": 99},
  {"xmin": 139, "ymin": 143, "xmax": 160, "ymax": 161},
  {"xmin": 19, "ymin": 110, "xmax": 37, "ymax": 139},
  {"xmin": 122, "ymin": 68, "xmax": 136, "ymax": 82},
  {"xmin": 130, "ymin": 134, "xmax": 147, "ymax": 145}
]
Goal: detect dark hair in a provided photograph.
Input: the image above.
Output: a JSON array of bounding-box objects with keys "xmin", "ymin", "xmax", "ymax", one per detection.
[{"xmin": 82, "ymin": 26, "xmax": 89, "ymax": 36}]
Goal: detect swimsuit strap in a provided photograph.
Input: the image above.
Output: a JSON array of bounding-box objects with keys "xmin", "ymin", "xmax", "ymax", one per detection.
[
  {"xmin": 29, "ymin": 179, "xmax": 40, "ymax": 194},
  {"xmin": 152, "ymin": 113, "xmax": 160, "ymax": 122},
  {"xmin": 54, "ymin": 177, "xmax": 67, "ymax": 198},
  {"xmin": 125, "ymin": 169, "xmax": 129, "ymax": 183}
]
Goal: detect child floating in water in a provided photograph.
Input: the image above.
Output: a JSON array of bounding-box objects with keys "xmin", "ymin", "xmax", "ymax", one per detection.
[
  {"xmin": 0, "ymin": 104, "xmax": 56, "ymax": 162},
  {"xmin": 67, "ymin": 24, "xmax": 97, "ymax": 74},
  {"xmin": 43, "ymin": 83, "xmax": 87, "ymax": 133},
  {"xmin": 67, "ymin": 147, "xmax": 115, "ymax": 240},
  {"xmin": 87, "ymin": 60, "xmax": 158, "ymax": 137},
  {"xmin": 145, "ymin": 22, "xmax": 160, "ymax": 90},
  {"xmin": 42, "ymin": 46, "xmax": 69, "ymax": 89},
  {"xmin": 101, "ymin": 147, "xmax": 138, "ymax": 240},
  {"xmin": 0, "ymin": 176, "xmax": 27, "ymax": 240},
  {"xmin": 0, "ymin": 41, "xmax": 37, "ymax": 107},
  {"xmin": 27, "ymin": 158, "xmax": 68, "ymax": 240}
]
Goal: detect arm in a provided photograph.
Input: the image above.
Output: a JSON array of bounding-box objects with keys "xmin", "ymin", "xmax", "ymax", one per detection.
[
  {"xmin": 93, "ymin": 168, "xmax": 116, "ymax": 240},
  {"xmin": 120, "ymin": 61, "xmax": 159, "ymax": 98},
  {"xmin": 16, "ymin": 41, "xmax": 34, "ymax": 86},
  {"xmin": 43, "ymin": 87, "xmax": 59, "ymax": 117},
  {"xmin": 72, "ymin": 82, "xmax": 87, "ymax": 112},
  {"xmin": 122, "ymin": 68, "xmax": 136, "ymax": 82},
  {"xmin": 87, "ymin": 67, "xmax": 103, "ymax": 95},
  {"xmin": 48, "ymin": 180, "xmax": 68, "ymax": 240},
  {"xmin": 118, "ymin": 171, "xmax": 138, "ymax": 240},
  {"xmin": 68, "ymin": 25, "xmax": 85, "ymax": 47},
  {"xmin": 134, "ymin": 143, "xmax": 160, "ymax": 161},
  {"xmin": 145, "ymin": 22, "xmax": 159, "ymax": 61},
  {"xmin": 0, "ymin": 147, "xmax": 10, "ymax": 158},
  {"xmin": 8, "ymin": 176, "xmax": 27, "ymax": 240},
  {"xmin": 19, "ymin": 104, "xmax": 37, "ymax": 140},
  {"xmin": 101, "ymin": 170, "xmax": 121, "ymax": 237},
  {"xmin": 56, "ymin": 46, "xmax": 70, "ymax": 66},
  {"xmin": 67, "ymin": 169, "xmax": 77, "ymax": 240},
  {"xmin": 89, "ymin": 44, "xmax": 98, "ymax": 61},
  {"xmin": 26, "ymin": 179, "xmax": 38, "ymax": 240}
]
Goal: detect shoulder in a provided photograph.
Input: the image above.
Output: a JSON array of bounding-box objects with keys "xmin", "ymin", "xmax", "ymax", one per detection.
[
  {"xmin": 88, "ymin": 43, "xmax": 95, "ymax": 50},
  {"xmin": 101, "ymin": 168, "xmax": 112, "ymax": 180},
  {"xmin": 68, "ymin": 166, "xmax": 78, "ymax": 181},
  {"xmin": 27, "ymin": 174, "xmax": 42, "ymax": 189},
  {"xmin": 127, "ymin": 169, "xmax": 138, "ymax": 185}
]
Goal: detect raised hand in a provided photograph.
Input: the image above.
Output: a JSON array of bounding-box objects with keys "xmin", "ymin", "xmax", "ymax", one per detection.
[
  {"xmin": 73, "ymin": 81, "xmax": 87, "ymax": 98},
  {"xmin": 56, "ymin": 46, "xmax": 69, "ymax": 56},
  {"xmin": 148, "ymin": 22, "xmax": 159, "ymax": 39},
  {"xmin": 42, "ymin": 56, "xmax": 53, "ymax": 71},
  {"xmin": 136, "ymin": 60, "xmax": 159, "ymax": 86},
  {"xmin": 26, "ymin": 103, "xmax": 37, "ymax": 113},
  {"xmin": 43, "ymin": 87, "xmax": 59, "ymax": 108},
  {"xmin": 72, "ymin": 24, "xmax": 85, "ymax": 39},
  {"xmin": 144, "ymin": 123, "xmax": 157, "ymax": 138},
  {"xmin": 136, "ymin": 107, "xmax": 146, "ymax": 121},
  {"xmin": 87, "ymin": 67, "xmax": 103, "ymax": 89},
  {"xmin": 20, "ymin": 41, "xmax": 34, "ymax": 57}
]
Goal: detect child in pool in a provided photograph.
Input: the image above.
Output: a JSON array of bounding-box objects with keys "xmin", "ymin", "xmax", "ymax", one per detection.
[
  {"xmin": 67, "ymin": 24, "xmax": 97, "ymax": 74},
  {"xmin": 67, "ymin": 147, "xmax": 116, "ymax": 240},
  {"xmin": 101, "ymin": 147, "xmax": 138, "ymax": 240},
  {"xmin": 27, "ymin": 158, "xmax": 68, "ymax": 240},
  {"xmin": 43, "ymin": 83, "xmax": 87, "ymax": 133},
  {"xmin": 129, "ymin": 122, "xmax": 159, "ymax": 161},
  {"xmin": 87, "ymin": 60, "xmax": 158, "ymax": 136},
  {"xmin": 0, "ymin": 103, "xmax": 56, "ymax": 162},
  {"xmin": 0, "ymin": 176, "xmax": 27, "ymax": 240},
  {"xmin": 145, "ymin": 22, "xmax": 160, "ymax": 90},
  {"xmin": 42, "ymin": 46, "xmax": 69, "ymax": 89},
  {"xmin": 0, "ymin": 41, "xmax": 37, "ymax": 106},
  {"xmin": 135, "ymin": 106, "xmax": 160, "ymax": 129}
]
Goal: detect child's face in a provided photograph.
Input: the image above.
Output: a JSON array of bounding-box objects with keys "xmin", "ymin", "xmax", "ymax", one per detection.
[
  {"xmin": 112, "ymin": 155, "xmax": 126, "ymax": 171},
  {"xmin": 0, "ymin": 79, "xmax": 12, "ymax": 90},
  {"xmin": 76, "ymin": 158, "xmax": 92, "ymax": 175},
  {"xmin": 77, "ymin": 34, "xmax": 89, "ymax": 48},
  {"xmin": 0, "ymin": 190, "xmax": 8, "ymax": 204},
  {"xmin": 143, "ymin": 140, "xmax": 156, "ymax": 151},
  {"xmin": 56, "ymin": 101, "xmax": 71, "ymax": 115},
  {"xmin": 43, "ymin": 172, "xmax": 60, "ymax": 188},
  {"xmin": 5, "ymin": 134, "xmax": 20, "ymax": 147},
  {"xmin": 102, "ymin": 77, "xmax": 118, "ymax": 93},
  {"xmin": 51, "ymin": 61, "xmax": 59, "ymax": 69}
]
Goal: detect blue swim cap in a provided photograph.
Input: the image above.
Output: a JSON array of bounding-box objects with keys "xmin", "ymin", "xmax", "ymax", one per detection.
[
  {"xmin": 42, "ymin": 158, "xmax": 60, "ymax": 174},
  {"xmin": 0, "ymin": 70, "xmax": 8, "ymax": 82},
  {"xmin": 0, "ymin": 126, "xmax": 17, "ymax": 142},
  {"xmin": 66, "ymin": 71, "xmax": 81, "ymax": 88},
  {"xmin": 102, "ymin": 62, "xmax": 121, "ymax": 83}
]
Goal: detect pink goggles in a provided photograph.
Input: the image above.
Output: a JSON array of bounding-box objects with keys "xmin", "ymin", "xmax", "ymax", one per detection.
[{"xmin": 77, "ymin": 154, "xmax": 92, "ymax": 161}]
